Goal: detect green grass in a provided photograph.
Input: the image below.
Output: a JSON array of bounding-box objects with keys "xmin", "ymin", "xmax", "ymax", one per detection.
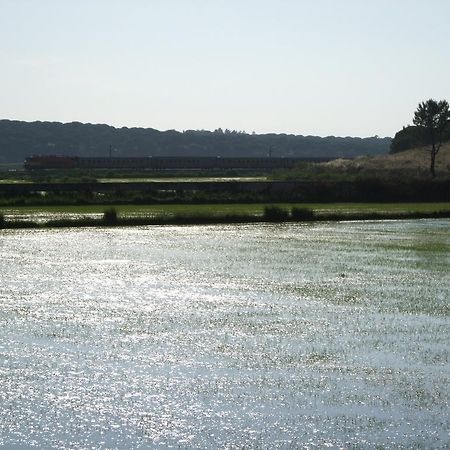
[
  {"xmin": 2, "ymin": 202, "xmax": 450, "ymax": 229},
  {"xmin": 0, "ymin": 179, "xmax": 31, "ymax": 184},
  {"xmin": 2, "ymin": 202, "xmax": 450, "ymax": 218}
]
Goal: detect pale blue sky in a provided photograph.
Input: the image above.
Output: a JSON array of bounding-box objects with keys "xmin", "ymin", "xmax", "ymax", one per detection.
[{"xmin": 1, "ymin": 0, "xmax": 449, "ymax": 137}]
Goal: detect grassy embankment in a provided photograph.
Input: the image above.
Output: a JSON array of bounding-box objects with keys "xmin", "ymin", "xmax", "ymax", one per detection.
[
  {"xmin": 1, "ymin": 203, "xmax": 450, "ymax": 229},
  {"xmin": 273, "ymin": 144, "xmax": 450, "ymax": 181},
  {"xmin": 3, "ymin": 202, "xmax": 450, "ymax": 217}
]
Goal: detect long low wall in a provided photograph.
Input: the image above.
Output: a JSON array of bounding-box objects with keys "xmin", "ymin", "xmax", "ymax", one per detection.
[{"xmin": 0, "ymin": 181, "xmax": 306, "ymax": 194}]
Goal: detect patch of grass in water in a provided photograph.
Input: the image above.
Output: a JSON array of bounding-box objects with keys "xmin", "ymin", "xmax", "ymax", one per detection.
[{"xmin": 305, "ymin": 351, "xmax": 335, "ymax": 365}]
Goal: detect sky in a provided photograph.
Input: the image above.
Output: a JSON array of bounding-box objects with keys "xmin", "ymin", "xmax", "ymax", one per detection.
[{"xmin": 1, "ymin": 0, "xmax": 450, "ymax": 138}]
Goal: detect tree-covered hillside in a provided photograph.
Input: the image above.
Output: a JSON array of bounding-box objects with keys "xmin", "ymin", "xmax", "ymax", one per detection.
[
  {"xmin": 390, "ymin": 124, "xmax": 450, "ymax": 153},
  {"xmin": 0, "ymin": 120, "xmax": 391, "ymax": 164}
]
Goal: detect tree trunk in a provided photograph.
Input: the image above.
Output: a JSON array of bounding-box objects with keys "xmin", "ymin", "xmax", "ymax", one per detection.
[{"xmin": 430, "ymin": 145, "xmax": 436, "ymax": 178}]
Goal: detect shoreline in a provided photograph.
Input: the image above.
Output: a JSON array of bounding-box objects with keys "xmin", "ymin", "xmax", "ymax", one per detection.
[{"xmin": 1, "ymin": 209, "xmax": 450, "ymax": 229}]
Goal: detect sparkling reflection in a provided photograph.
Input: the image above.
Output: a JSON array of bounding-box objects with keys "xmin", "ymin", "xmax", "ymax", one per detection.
[{"xmin": 0, "ymin": 220, "xmax": 449, "ymax": 448}]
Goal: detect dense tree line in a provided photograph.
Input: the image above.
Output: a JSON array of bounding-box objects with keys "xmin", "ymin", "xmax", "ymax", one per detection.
[
  {"xmin": 0, "ymin": 119, "xmax": 391, "ymax": 164},
  {"xmin": 390, "ymin": 123, "xmax": 450, "ymax": 153}
]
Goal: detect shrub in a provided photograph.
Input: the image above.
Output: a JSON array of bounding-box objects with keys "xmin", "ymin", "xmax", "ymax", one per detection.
[
  {"xmin": 263, "ymin": 205, "xmax": 289, "ymax": 221},
  {"xmin": 0, "ymin": 212, "xmax": 4, "ymax": 228},
  {"xmin": 291, "ymin": 207, "xmax": 314, "ymax": 221},
  {"xmin": 103, "ymin": 208, "xmax": 118, "ymax": 224}
]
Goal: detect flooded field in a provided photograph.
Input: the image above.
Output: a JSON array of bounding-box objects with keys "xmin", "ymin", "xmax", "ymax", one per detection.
[{"xmin": 0, "ymin": 220, "xmax": 449, "ymax": 448}]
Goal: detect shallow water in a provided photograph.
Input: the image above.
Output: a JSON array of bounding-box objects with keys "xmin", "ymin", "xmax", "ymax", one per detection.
[{"xmin": 0, "ymin": 220, "xmax": 449, "ymax": 449}]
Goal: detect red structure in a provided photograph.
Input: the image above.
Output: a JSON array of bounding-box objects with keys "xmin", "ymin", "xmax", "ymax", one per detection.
[{"xmin": 24, "ymin": 155, "xmax": 78, "ymax": 170}]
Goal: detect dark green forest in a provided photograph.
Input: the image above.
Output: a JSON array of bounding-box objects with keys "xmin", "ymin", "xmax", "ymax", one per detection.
[
  {"xmin": 0, "ymin": 120, "xmax": 391, "ymax": 164},
  {"xmin": 390, "ymin": 123, "xmax": 450, "ymax": 153}
]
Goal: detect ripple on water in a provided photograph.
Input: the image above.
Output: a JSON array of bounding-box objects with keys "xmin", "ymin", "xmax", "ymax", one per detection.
[{"xmin": 0, "ymin": 220, "xmax": 449, "ymax": 448}]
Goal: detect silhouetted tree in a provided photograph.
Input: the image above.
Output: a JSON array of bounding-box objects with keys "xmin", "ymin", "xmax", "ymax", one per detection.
[{"xmin": 413, "ymin": 99, "xmax": 450, "ymax": 177}]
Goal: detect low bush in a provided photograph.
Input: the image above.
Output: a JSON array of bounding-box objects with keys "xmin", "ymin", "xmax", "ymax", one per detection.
[
  {"xmin": 291, "ymin": 207, "xmax": 314, "ymax": 220},
  {"xmin": 263, "ymin": 205, "xmax": 289, "ymax": 221},
  {"xmin": 103, "ymin": 208, "xmax": 118, "ymax": 224}
]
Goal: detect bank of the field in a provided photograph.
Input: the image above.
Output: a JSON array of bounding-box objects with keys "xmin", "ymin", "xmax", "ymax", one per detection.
[
  {"xmin": 3, "ymin": 202, "xmax": 450, "ymax": 219},
  {"xmin": 1, "ymin": 204, "xmax": 450, "ymax": 229}
]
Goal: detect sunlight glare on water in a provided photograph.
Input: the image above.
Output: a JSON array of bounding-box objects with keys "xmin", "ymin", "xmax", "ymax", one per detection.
[{"xmin": 0, "ymin": 220, "xmax": 449, "ymax": 448}]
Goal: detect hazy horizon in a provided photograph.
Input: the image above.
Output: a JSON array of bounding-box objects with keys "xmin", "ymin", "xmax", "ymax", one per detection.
[{"xmin": 1, "ymin": 0, "xmax": 449, "ymax": 138}]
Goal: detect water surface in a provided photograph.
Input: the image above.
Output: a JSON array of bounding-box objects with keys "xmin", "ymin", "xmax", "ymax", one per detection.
[{"xmin": 0, "ymin": 220, "xmax": 449, "ymax": 448}]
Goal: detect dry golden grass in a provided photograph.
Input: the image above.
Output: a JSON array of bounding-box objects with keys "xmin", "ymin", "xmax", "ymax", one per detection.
[{"xmin": 324, "ymin": 142, "xmax": 450, "ymax": 176}]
